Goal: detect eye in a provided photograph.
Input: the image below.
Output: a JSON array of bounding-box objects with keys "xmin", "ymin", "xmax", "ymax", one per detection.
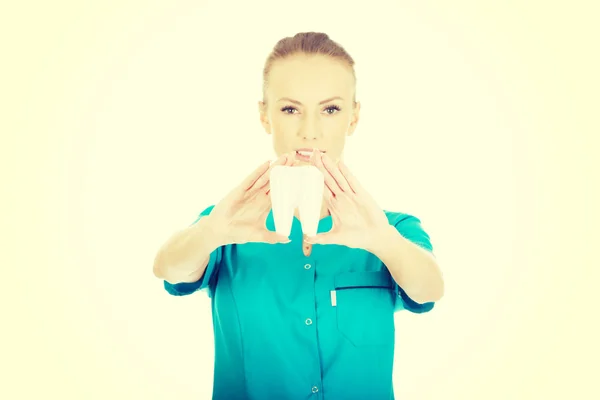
[
  {"xmin": 280, "ymin": 105, "xmax": 342, "ymax": 115},
  {"xmin": 324, "ymin": 105, "xmax": 341, "ymax": 115},
  {"xmin": 280, "ymin": 106, "xmax": 298, "ymax": 114}
]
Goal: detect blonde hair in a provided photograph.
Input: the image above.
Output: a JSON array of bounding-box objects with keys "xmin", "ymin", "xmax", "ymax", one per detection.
[{"xmin": 262, "ymin": 32, "xmax": 357, "ymax": 104}]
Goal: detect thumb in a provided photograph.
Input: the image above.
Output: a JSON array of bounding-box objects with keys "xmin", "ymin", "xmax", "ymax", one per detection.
[
  {"xmin": 304, "ymin": 233, "xmax": 332, "ymax": 245},
  {"xmin": 262, "ymin": 231, "xmax": 291, "ymax": 245}
]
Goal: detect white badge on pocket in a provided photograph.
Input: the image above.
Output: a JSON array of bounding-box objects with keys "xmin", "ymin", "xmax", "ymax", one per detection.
[{"xmin": 330, "ymin": 290, "xmax": 337, "ymax": 307}]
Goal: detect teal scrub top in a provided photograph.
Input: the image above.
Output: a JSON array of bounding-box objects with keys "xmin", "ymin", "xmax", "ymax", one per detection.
[{"xmin": 163, "ymin": 205, "xmax": 436, "ymax": 400}]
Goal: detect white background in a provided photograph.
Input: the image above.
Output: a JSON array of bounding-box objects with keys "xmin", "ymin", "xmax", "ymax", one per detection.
[{"xmin": 2, "ymin": 1, "xmax": 598, "ymax": 399}]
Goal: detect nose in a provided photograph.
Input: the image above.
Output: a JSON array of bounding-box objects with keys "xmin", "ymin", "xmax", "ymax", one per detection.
[{"xmin": 298, "ymin": 114, "xmax": 322, "ymax": 140}]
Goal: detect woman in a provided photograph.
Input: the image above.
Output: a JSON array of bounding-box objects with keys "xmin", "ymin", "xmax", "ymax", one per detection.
[{"xmin": 153, "ymin": 32, "xmax": 444, "ymax": 400}]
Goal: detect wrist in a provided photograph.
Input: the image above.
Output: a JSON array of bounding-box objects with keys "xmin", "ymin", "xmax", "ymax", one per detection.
[
  {"xmin": 365, "ymin": 224, "xmax": 399, "ymax": 256},
  {"xmin": 194, "ymin": 215, "xmax": 230, "ymax": 250}
]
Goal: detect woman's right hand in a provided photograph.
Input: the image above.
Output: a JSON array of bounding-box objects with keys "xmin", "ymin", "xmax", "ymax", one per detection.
[{"xmin": 205, "ymin": 152, "xmax": 295, "ymax": 245}]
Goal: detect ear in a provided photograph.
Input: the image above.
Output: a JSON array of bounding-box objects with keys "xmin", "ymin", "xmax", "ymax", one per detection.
[
  {"xmin": 347, "ymin": 101, "xmax": 360, "ymax": 136},
  {"xmin": 258, "ymin": 101, "xmax": 272, "ymax": 135}
]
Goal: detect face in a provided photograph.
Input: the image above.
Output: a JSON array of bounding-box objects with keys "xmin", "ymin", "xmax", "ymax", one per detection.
[{"xmin": 258, "ymin": 54, "xmax": 360, "ymax": 166}]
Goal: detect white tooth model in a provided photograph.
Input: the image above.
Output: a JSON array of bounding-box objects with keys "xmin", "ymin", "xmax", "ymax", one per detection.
[{"xmin": 269, "ymin": 165, "xmax": 325, "ymax": 238}]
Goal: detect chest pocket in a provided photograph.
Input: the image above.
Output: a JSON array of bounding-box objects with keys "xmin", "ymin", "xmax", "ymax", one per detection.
[{"xmin": 334, "ymin": 270, "xmax": 396, "ymax": 347}]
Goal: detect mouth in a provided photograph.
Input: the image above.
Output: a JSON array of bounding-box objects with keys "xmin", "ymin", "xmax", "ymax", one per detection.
[{"xmin": 295, "ymin": 148, "xmax": 325, "ymax": 161}]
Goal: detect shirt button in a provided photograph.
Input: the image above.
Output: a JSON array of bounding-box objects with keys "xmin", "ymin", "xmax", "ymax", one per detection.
[
  {"xmin": 312, "ymin": 386, "xmax": 319, "ymax": 393},
  {"xmin": 305, "ymin": 318, "xmax": 313, "ymax": 325},
  {"xmin": 304, "ymin": 263, "xmax": 312, "ymax": 270}
]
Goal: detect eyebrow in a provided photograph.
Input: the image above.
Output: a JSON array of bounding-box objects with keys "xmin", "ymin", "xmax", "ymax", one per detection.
[{"xmin": 276, "ymin": 96, "xmax": 344, "ymax": 105}]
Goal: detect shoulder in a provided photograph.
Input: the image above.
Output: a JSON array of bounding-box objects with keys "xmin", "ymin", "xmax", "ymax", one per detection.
[
  {"xmin": 382, "ymin": 209, "xmax": 433, "ymax": 252},
  {"xmin": 383, "ymin": 209, "xmax": 423, "ymax": 226}
]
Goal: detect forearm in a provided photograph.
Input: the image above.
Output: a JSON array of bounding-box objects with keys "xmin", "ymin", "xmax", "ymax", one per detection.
[
  {"xmin": 367, "ymin": 225, "xmax": 444, "ymax": 304},
  {"xmin": 153, "ymin": 216, "xmax": 225, "ymax": 284}
]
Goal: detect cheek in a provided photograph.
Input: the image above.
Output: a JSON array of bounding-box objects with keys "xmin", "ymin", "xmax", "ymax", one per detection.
[
  {"xmin": 270, "ymin": 117, "xmax": 294, "ymax": 139},
  {"xmin": 324, "ymin": 114, "xmax": 351, "ymax": 131},
  {"xmin": 270, "ymin": 117, "xmax": 288, "ymax": 133},
  {"xmin": 325, "ymin": 120, "xmax": 350, "ymax": 141},
  {"xmin": 270, "ymin": 120, "xmax": 293, "ymax": 152}
]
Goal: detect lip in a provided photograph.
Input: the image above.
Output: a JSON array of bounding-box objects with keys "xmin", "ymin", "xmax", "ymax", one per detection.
[
  {"xmin": 294, "ymin": 148, "xmax": 324, "ymax": 163},
  {"xmin": 295, "ymin": 148, "xmax": 326, "ymax": 153}
]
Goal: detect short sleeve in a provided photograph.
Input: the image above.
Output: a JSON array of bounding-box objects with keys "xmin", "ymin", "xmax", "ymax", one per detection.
[
  {"xmin": 163, "ymin": 205, "xmax": 223, "ymax": 298},
  {"xmin": 390, "ymin": 214, "xmax": 436, "ymax": 314}
]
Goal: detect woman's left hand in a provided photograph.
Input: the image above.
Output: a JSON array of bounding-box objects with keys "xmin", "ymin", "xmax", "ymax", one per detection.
[{"xmin": 305, "ymin": 150, "xmax": 391, "ymax": 250}]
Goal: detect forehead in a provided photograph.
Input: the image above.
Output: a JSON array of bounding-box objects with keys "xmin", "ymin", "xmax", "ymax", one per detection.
[{"xmin": 268, "ymin": 54, "xmax": 354, "ymax": 101}]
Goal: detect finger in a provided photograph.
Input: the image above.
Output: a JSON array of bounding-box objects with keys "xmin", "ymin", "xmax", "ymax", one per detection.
[
  {"xmin": 250, "ymin": 228, "xmax": 290, "ymax": 244},
  {"xmin": 241, "ymin": 160, "xmax": 271, "ymax": 192},
  {"xmin": 244, "ymin": 182, "xmax": 271, "ymax": 216},
  {"xmin": 323, "ymin": 182, "xmax": 336, "ymax": 203},
  {"xmin": 246, "ymin": 154, "xmax": 289, "ymax": 197},
  {"xmin": 321, "ymin": 152, "xmax": 352, "ymax": 194},
  {"xmin": 305, "ymin": 232, "xmax": 333, "ymax": 245},
  {"xmin": 258, "ymin": 185, "xmax": 274, "ymax": 214},
  {"xmin": 271, "ymin": 151, "xmax": 295, "ymax": 168},
  {"xmin": 249, "ymin": 177, "xmax": 270, "ymax": 200},
  {"xmin": 265, "ymin": 151, "xmax": 295, "ymax": 194},
  {"xmin": 312, "ymin": 150, "xmax": 341, "ymax": 197},
  {"xmin": 337, "ymin": 160, "xmax": 360, "ymax": 195},
  {"xmin": 249, "ymin": 152, "xmax": 294, "ymax": 195},
  {"xmin": 284, "ymin": 151, "xmax": 295, "ymax": 166},
  {"xmin": 266, "ymin": 232, "xmax": 292, "ymax": 244}
]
